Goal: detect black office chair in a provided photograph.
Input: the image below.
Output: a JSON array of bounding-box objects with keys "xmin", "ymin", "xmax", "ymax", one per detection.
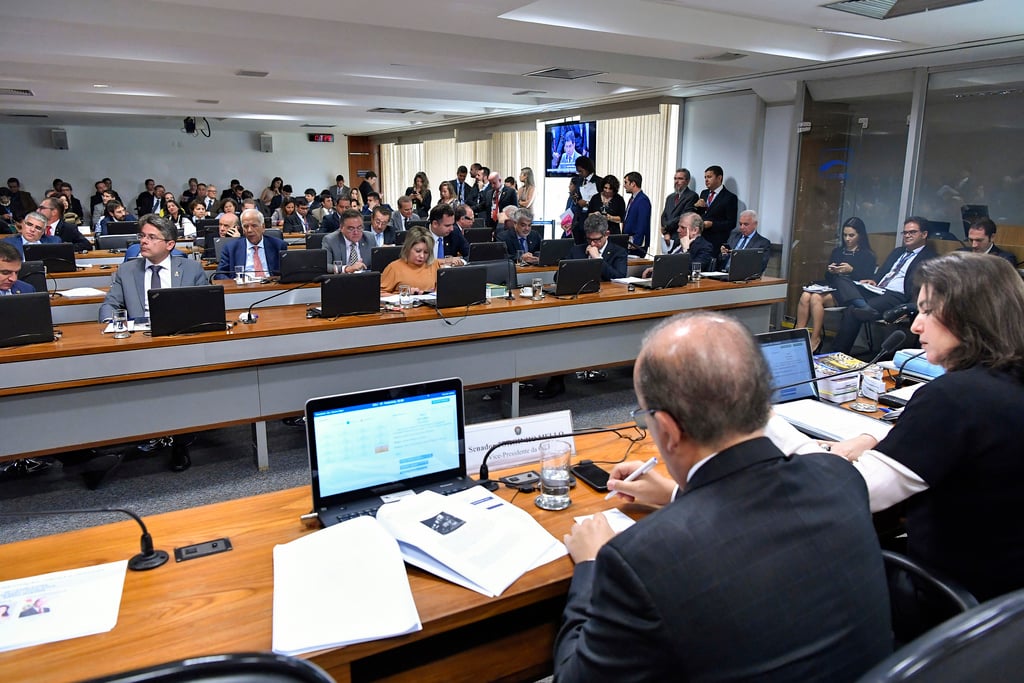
[
  {"xmin": 882, "ymin": 550, "xmax": 979, "ymax": 647},
  {"xmin": 18, "ymin": 260, "xmax": 46, "ymax": 293},
  {"xmin": 857, "ymin": 587, "xmax": 1024, "ymax": 682},
  {"xmin": 467, "ymin": 241, "xmax": 508, "ymax": 262},
  {"xmin": 305, "ymin": 233, "xmax": 325, "ymax": 250},
  {"xmin": 394, "ymin": 230, "xmax": 407, "ymax": 245},
  {"xmin": 80, "ymin": 652, "xmax": 336, "ymax": 682}
]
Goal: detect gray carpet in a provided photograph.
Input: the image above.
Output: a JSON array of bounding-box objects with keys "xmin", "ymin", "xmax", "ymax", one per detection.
[{"xmin": 1, "ymin": 367, "xmax": 638, "ymax": 544}]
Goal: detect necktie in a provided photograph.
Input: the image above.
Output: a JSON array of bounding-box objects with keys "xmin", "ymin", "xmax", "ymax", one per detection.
[
  {"xmin": 519, "ymin": 237, "xmax": 528, "ymax": 253},
  {"xmin": 375, "ymin": 232, "xmax": 383, "ymax": 247},
  {"xmin": 437, "ymin": 237, "xmax": 444, "ymax": 259},
  {"xmin": 707, "ymin": 191, "xmax": 715, "ymax": 205},
  {"xmin": 149, "ymin": 265, "xmax": 162, "ymax": 290},
  {"xmin": 736, "ymin": 235, "xmax": 749, "ymax": 250},
  {"xmin": 251, "ymin": 245, "xmax": 265, "ymax": 276},
  {"xmin": 492, "ymin": 192, "xmax": 499, "ymax": 223},
  {"xmin": 879, "ymin": 251, "xmax": 912, "ymax": 289},
  {"xmin": 673, "ymin": 193, "xmax": 681, "ymax": 206},
  {"xmin": 348, "ymin": 242, "xmax": 358, "ymax": 266},
  {"xmin": 458, "ymin": 182, "xmax": 464, "ymax": 202}
]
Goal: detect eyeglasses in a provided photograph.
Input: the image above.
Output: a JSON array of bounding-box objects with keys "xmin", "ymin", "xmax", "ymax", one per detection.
[
  {"xmin": 586, "ymin": 235, "xmax": 605, "ymax": 243},
  {"xmin": 630, "ymin": 407, "xmax": 659, "ymax": 430},
  {"xmin": 902, "ymin": 229, "xmax": 921, "ymax": 236},
  {"xmin": 136, "ymin": 233, "xmax": 169, "ymax": 242}
]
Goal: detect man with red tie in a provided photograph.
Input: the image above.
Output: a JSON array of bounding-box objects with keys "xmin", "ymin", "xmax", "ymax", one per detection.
[
  {"xmin": 215, "ymin": 209, "xmax": 287, "ymax": 280},
  {"xmin": 660, "ymin": 168, "xmax": 697, "ymax": 232},
  {"xmin": 694, "ymin": 165, "xmax": 738, "ymax": 252}
]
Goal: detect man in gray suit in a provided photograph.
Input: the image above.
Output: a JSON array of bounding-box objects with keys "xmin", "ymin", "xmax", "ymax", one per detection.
[
  {"xmin": 323, "ymin": 209, "xmax": 374, "ymax": 273},
  {"xmin": 99, "ymin": 214, "xmax": 208, "ymax": 321},
  {"xmin": 555, "ymin": 312, "xmax": 891, "ymax": 682},
  {"xmin": 660, "ymin": 167, "xmax": 698, "ymax": 231},
  {"xmin": 717, "ymin": 209, "xmax": 772, "ymax": 272}
]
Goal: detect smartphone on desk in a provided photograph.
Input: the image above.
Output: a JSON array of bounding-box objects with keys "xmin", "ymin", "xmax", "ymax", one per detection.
[{"xmin": 571, "ymin": 461, "xmax": 610, "ymax": 492}]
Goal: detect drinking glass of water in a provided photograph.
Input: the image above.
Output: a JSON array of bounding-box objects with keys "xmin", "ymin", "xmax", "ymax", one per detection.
[{"xmin": 536, "ymin": 440, "xmax": 572, "ymax": 511}]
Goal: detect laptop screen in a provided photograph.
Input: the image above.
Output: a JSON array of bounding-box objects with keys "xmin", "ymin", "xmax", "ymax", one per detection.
[
  {"xmin": 756, "ymin": 329, "xmax": 819, "ymax": 404},
  {"xmin": 308, "ymin": 379, "xmax": 465, "ymax": 501}
]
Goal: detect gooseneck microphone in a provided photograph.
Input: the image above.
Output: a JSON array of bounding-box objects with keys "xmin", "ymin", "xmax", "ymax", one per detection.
[
  {"xmin": 240, "ymin": 274, "xmax": 329, "ymax": 323},
  {"xmin": 894, "ymin": 349, "xmax": 928, "ymax": 389},
  {"xmin": 0, "ymin": 507, "xmax": 169, "ymax": 570},
  {"xmin": 770, "ymin": 330, "xmax": 907, "ymax": 394}
]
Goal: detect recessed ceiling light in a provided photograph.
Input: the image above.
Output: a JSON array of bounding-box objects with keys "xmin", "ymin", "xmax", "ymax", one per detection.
[
  {"xmin": 815, "ymin": 28, "xmax": 902, "ymax": 42},
  {"xmin": 93, "ymin": 84, "xmax": 109, "ymax": 88}
]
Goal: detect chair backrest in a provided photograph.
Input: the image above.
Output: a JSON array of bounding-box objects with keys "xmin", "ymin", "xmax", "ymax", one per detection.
[
  {"xmin": 97, "ymin": 234, "xmax": 140, "ymax": 251},
  {"xmin": 265, "ymin": 228, "xmax": 285, "ymax": 241},
  {"xmin": 882, "ymin": 550, "xmax": 979, "ymax": 647},
  {"xmin": 18, "ymin": 260, "xmax": 46, "ymax": 293},
  {"xmin": 82, "ymin": 651, "xmax": 336, "ymax": 682},
  {"xmin": 305, "ymin": 233, "xmax": 325, "ymax": 250},
  {"xmin": 857, "ymin": 587, "xmax": 1024, "ymax": 682}
]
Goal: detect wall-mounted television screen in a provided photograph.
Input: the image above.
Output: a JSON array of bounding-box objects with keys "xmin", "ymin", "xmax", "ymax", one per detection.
[{"xmin": 545, "ymin": 121, "xmax": 596, "ymax": 177}]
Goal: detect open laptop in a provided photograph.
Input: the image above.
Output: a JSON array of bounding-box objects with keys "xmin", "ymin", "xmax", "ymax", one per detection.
[
  {"xmin": 105, "ymin": 220, "xmax": 140, "ymax": 236},
  {"xmin": 472, "ymin": 259, "xmax": 516, "ymax": 289},
  {"xmin": 148, "ymin": 285, "xmax": 227, "ymax": 336},
  {"xmin": 24, "ymin": 243, "xmax": 78, "ymax": 273},
  {"xmin": 537, "ymin": 238, "xmax": 575, "ymax": 266},
  {"xmin": 634, "ymin": 253, "xmax": 692, "ymax": 290},
  {"xmin": 704, "ymin": 248, "xmax": 764, "ymax": 282},
  {"xmin": 370, "ymin": 246, "xmax": 402, "ymax": 273},
  {"xmin": 305, "ymin": 377, "xmax": 475, "ymax": 526},
  {"xmin": 279, "ymin": 249, "xmax": 328, "ymax": 283},
  {"xmin": 544, "ymin": 258, "xmax": 603, "ymax": 297},
  {"xmin": 757, "ymin": 328, "xmax": 890, "ymax": 442},
  {"xmin": 0, "ymin": 292, "xmax": 54, "ymax": 347},
  {"xmin": 464, "ymin": 227, "xmax": 494, "ymax": 244},
  {"xmin": 466, "ymin": 241, "xmax": 507, "ymax": 262},
  {"xmin": 318, "ymin": 271, "xmax": 381, "ymax": 317},
  {"xmin": 96, "ymin": 234, "xmax": 139, "ymax": 251},
  {"xmin": 423, "ymin": 265, "xmax": 487, "ymax": 308},
  {"xmin": 17, "ymin": 260, "xmax": 46, "ymax": 293}
]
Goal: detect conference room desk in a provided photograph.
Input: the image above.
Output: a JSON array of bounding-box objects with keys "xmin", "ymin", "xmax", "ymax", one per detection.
[
  {"xmin": 514, "ymin": 257, "xmax": 653, "ymax": 285},
  {"xmin": 1, "ymin": 277, "xmax": 785, "ymax": 467},
  {"xmin": 0, "ymin": 429, "xmax": 657, "ymax": 683}
]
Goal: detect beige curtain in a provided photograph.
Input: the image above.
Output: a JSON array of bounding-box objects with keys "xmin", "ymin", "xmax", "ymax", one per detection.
[{"xmin": 379, "ymin": 142, "xmax": 423, "ymax": 205}]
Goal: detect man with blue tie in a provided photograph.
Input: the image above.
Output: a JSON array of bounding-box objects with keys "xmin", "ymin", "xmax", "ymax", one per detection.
[
  {"xmin": 428, "ymin": 203, "xmax": 470, "ymax": 265},
  {"xmin": 450, "ymin": 166, "xmax": 470, "ymax": 204},
  {"xmin": 717, "ymin": 210, "xmax": 771, "ymax": 272},
  {"xmin": 500, "ymin": 209, "xmax": 541, "ymax": 264},
  {"xmin": 215, "ymin": 209, "xmax": 287, "ymax": 280},
  {"xmin": 621, "ymin": 171, "xmax": 651, "ymax": 257}
]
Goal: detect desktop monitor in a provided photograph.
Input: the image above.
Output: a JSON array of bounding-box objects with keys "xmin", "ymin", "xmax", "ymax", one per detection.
[{"xmin": 0, "ymin": 292, "xmax": 54, "ymax": 347}]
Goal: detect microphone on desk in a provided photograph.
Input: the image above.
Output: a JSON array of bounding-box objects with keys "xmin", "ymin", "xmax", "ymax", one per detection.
[
  {"xmin": 506, "ymin": 259, "xmax": 516, "ymax": 301},
  {"xmin": 0, "ymin": 507, "xmax": 169, "ymax": 571},
  {"xmin": 207, "ymin": 270, "xmax": 239, "ymax": 283},
  {"xmin": 240, "ymin": 274, "xmax": 329, "ymax": 324},
  {"xmin": 893, "ymin": 349, "xmax": 928, "ymax": 389},
  {"xmin": 770, "ymin": 330, "xmax": 907, "ymax": 394}
]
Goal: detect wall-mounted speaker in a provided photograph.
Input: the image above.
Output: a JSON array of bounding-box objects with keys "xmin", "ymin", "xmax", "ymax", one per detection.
[
  {"xmin": 51, "ymin": 129, "xmax": 69, "ymax": 150},
  {"xmin": 259, "ymin": 134, "xmax": 273, "ymax": 153}
]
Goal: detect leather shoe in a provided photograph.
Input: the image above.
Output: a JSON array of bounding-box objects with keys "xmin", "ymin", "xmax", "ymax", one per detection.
[
  {"xmin": 169, "ymin": 443, "xmax": 191, "ymax": 472},
  {"xmin": 851, "ymin": 305, "xmax": 879, "ymax": 322},
  {"xmin": 535, "ymin": 377, "xmax": 566, "ymax": 400}
]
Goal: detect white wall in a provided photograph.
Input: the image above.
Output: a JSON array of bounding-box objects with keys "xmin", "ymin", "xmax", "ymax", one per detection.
[
  {"xmin": 757, "ymin": 104, "xmax": 798, "ymax": 244},
  {"xmin": 0, "ymin": 124, "xmax": 349, "ymax": 203}
]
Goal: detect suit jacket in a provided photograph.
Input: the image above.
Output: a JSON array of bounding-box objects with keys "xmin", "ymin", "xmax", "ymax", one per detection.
[
  {"xmin": 958, "ymin": 244, "xmax": 1018, "ymax": 266},
  {"xmin": 216, "ymin": 234, "xmax": 287, "ymax": 279},
  {"xmin": 4, "ymin": 234, "xmax": 62, "ymax": 258},
  {"xmin": 135, "ymin": 191, "xmax": 157, "ymax": 217},
  {"xmin": 501, "ymin": 231, "xmax": 542, "ymax": 259},
  {"xmin": 323, "ymin": 230, "xmax": 374, "ymax": 267},
  {"xmin": 99, "ymin": 255, "xmax": 208, "ymax": 320},
  {"xmin": 284, "ymin": 213, "xmax": 319, "ymax": 234},
  {"xmin": 388, "ymin": 213, "xmax": 412, "ymax": 235},
  {"xmin": 10, "ymin": 190, "xmax": 37, "ymax": 219},
  {"xmin": 686, "ymin": 235, "xmax": 715, "ymax": 270},
  {"xmin": 697, "ymin": 185, "xmax": 738, "ymax": 250},
  {"xmin": 554, "ymin": 438, "xmax": 892, "ymax": 682},
  {"xmin": 442, "ymin": 225, "xmax": 472, "ymax": 259},
  {"xmin": 366, "ymin": 225, "xmax": 397, "ymax": 247},
  {"xmin": 568, "ymin": 240, "xmax": 628, "ymax": 281},
  {"xmin": 622, "ymin": 190, "xmax": 652, "ymax": 255},
  {"xmin": 449, "ymin": 178, "xmax": 471, "ymax": 204},
  {"xmin": 7, "ymin": 280, "xmax": 36, "ymax": 294},
  {"xmin": 65, "ymin": 196, "xmax": 85, "ymax": 221},
  {"xmin": 874, "ymin": 243, "xmax": 938, "ymax": 300},
  {"xmin": 52, "ymin": 220, "xmax": 92, "ymax": 251},
  {"xmin": 477, "ymin": 186, "xmax": 518, "ymax": 227},
  {"xmin": 311, "ymin": 207, "xmax": 334, "ymax": 223},
  {"xmin": 660, "ymin": 187, "xmax": 698, "ymax": 229},
  {"xmin": 328, "ymin": 184, "xmax": 350, "ymax": 203},
  {"xmin": 718, "ymin": 229, "xmax": 772, "ymax": 272}
]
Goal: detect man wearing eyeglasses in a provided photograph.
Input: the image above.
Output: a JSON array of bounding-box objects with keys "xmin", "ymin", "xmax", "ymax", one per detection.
[
  {"xmin": 36, "ymin": 197, "xmax": 92, "ymax": 251},
  {"xmin": 567, "ymin": 214, "xmax": 627, "ymax": 281},
  {"xmin": 830, "ymin": 216, "xmax": 937, "ymax": 355},
  {"xmin": 99, "ymin": 214, "xmax": 207, "ymax": 322},
  {"xmin": 554, "ymin": 311, "xmax": 891, "ymax": 682}
]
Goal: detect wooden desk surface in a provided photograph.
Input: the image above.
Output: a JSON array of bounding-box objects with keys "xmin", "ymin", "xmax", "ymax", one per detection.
[{"xmin": 0, "ymin": 428, "xmax": 659, "ymax": 683}]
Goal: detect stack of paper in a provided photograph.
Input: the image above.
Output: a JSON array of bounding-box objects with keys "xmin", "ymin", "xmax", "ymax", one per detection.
[
  {"xmin": 814, "ymin": 352, "xmax": 865, "ymax": 404},
  {"xmin": 272, "ymin": 517, "xmax": 421, "ymax": 656}
]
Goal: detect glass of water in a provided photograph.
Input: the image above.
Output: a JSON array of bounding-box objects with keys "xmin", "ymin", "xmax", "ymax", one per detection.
[
  {"xmin": 536, "ymin": 440, "xmax": 572, "ymax": 511},
  {"xmin": 234, "ymin": 265, "xmax": 245, "ymax": 284},
  {"xmin": 398, "ymin": 284, "xmax": 413, "ymax": 309},
  {"xmin": 333, "ymin": 260, "xmax": 344, "ymax": 274},
  {"xmin": 531, "ymin": 276, "xmax": 544, "ymax": 300},
  {"xmin": 691, "ymin": 261, "xmax": 702, "ymax": 281},
  {"xmin": 112, "ymin": 309, "xmax": 130, "ymax": 339}
]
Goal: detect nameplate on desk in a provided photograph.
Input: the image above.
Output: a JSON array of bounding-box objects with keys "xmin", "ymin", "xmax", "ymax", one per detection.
[{"xmin": 465, "ymin": 410, "xmax": 574, "ymax": 473}]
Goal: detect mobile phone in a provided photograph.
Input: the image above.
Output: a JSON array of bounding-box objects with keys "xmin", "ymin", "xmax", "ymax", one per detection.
[{"xmin": 571, "ymin": 461, "xmax": 610, "ymax": 492}]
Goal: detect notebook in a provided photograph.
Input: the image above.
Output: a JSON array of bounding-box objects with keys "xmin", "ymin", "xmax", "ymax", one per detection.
[
  {"xmin": 0, "ymin": 292, "xmax": 54, "ymax": 347},
  {"xmin": 544, "ymin": 258, "xmax": 603, "ymax": 297},
  {"xmin": 537, "ymin": 239, "xmax": 575, "ymax": 266},
  {"xmin": 23, "ymin": 243, "xmax": 78, "ymax": 273},
  {"xmin": 278, "ymin": 249, "xmax": 328, "ymax": 283},
  {"xmin": 705, "ymin": 248, "xmax": 763, "ymax": 282},
  {"xmin": 757, "ymin": 328, "xmax": 890, "ymax": 442},
  {"xmin": 147, "ymin": 285, "xmax": 227, "ymax": 336},
  {"xmin": 305, "ymin": 377, "xmax": 475, "ymax": 527},
  {"xmin": 633, "ymin": 253, "xmax": 692, "ymax": 290},
  {"xmin": 319, "ymin": 271, "xmax": 380, "ymax": 317}
]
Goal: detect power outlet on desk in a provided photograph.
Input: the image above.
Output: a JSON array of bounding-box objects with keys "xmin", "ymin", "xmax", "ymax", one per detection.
[{"xmin": 174, "ymin": 537, "xmax": 233, "ymax": 562}]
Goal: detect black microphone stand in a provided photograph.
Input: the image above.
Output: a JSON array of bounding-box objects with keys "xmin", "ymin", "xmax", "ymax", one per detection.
[
  {"xmin": 240, "ymin": 274, "xmax": 328, "ymax": 323},
  {"xmin": 771, "ymin": 330, "xmax": 907, "ymax": 393}
]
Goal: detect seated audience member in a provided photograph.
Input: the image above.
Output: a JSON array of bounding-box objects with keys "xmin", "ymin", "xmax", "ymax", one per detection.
[
  {"xmin": 348, "ymin": 187, "xmax": 364, "ymax": 212},
  {"xmin": 59, "ymin": 183, "xmax": 85, "ymax": 223},
  {"xmin": 959, "ymin": 217, "xmax": 1017, "ymax": 266},
  {"xmin": 796, "ymin": 217, "xmax": 876, "ymax": 352},
  {"xmin": 5, "ymin": 211, "xmax": 61, "ymax": 257},
  {"xmin": 134, "ymin": 178, "xmax": 157, "ymax": 217},
  {"xmin": 312, "ymin": 194, "xmax": 335, "ymax": 224},
  {"xmin": 6, "ymin": 177, "xmax": 36, "ymax": 221},
  {"xmin": 366, "ymin": 206, "xmax": 395, "ymax": 246},
  {"xmin": 379, "ymin": 226, "xmax": 438, "ymax": 294},
  {"xmin": 215, "ymin": 198, "xmax": 238, "ymax": 219},
  {"xmin": 427, "ymin": 203, "xmax": 469, "ymax": 264},
  {"xmin": 92, "ymin": 189, "xmax": 117, "ymax": 230},
  {"xmin": 36, "ymin": 197, "xmax": 91, "ymax": 251},
  {"xmin": 285, "ymin": 198, "xmax": 318, "ymax": 233},
  {"xmin": 202, "ymin": 184, "xmax": 218, "ymax": 212},
  {"xmin": 500, "ymin": 208, "xmax": 540, "ymax": 264},
  {"xmin": 0, "ymin": 239, "xmax": 36, "ymax": 294},
  {"xmin": 99, "ymin": 214, "xmax": 207, "ymax": 321},
  {"xmin": 716, "ymin": 209, "xmax": 771, "ymax": 272},
  {"xmin": 323, "ymin": 209, "xmax": 373, "ymax": 273},
  {"xmin": 180, "ymin": 177, "xmax": 200, "ymax": 207},
  {"xmin": 831, "ymin": 216, "xmax": 937, "ymax": 354},
  {"xmin": 215, "ymin": 209, "xmax": 286, "ymax": 279},
  {"xmin": 190, "ymin": 200, "xmax": 208, "ymax": 223},
  {"xmin": 554, "ymin": 311, "xmax": 892, "ymax": 681},
  {"xmin": 389, "ymin": 196, "xmax": 416, "ymax": 234},
  {"xmin": 164, "ymin": 199, "xmax": 196, "ymax": 238},
  {"xmin": 271, "ymin": 197, "xmax": 295, "ymax": 228},
  {"xmin": 97, "ymin": 201, "xmax": 138, "ymax": 237},
  {"xmin": 775, "ymin": 252, "xmax": 1024, "ymax": 604},
  {"xmin": 217, "ymin": 212, "xmax": 241, "ymax": 239},
  {"xmin": 454, "ymin": 204, "xmax": 479, "ymax": 241},
  {"xmin": 303, "ymin": 188, "xmax": 320, "ymax": 211},
  {"xmin": 0, "ymin": 190, "xmax": 14, "ymax": 234},
  {"xmin": 362, "ymin": 191, "xmax": 381, "ymax": 217},
  {"xmin": 568, "ymin": 214, "xmax": 628, "ymax": 281}
]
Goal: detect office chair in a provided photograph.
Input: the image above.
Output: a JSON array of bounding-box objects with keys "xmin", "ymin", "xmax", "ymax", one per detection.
[
  {"xmin": 882, "ymin": 550, "xmax": 979, "ymax": 647},
  {"xmin": 857, "ymin": 587, "xmax": 1024, "ymax": 682},
  {"xmin": 18, "ymin": 260, "xmax": 46, "ymax": 293},
  {"xmin": 80, "ymin": 651, "xmax": 336, "ymax": 683}
]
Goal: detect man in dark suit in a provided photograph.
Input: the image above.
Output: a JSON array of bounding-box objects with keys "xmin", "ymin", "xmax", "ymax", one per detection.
[
  {"xmin": 959, "ymin": 217, "xmax": 1017, "ymax": 266},
  {"xmin": 500, "ymin": 209, "xmax": 541, "ymax": 263},
  {"xmin": 323, "ymin": 209, "xmax": 374, "ymax": 273},
  {"xmin": 134, "ymin": 178, "xmax": 157, "ymax": 217},
  {"xmin": 717, "ymin": 209, "xmax": 772, "ymax": 272},
  {"xmin": 555, "ymin": 312, "xmax": 892, "ymax": 682},
  {"xmin": 4, "ymin": 211, "xmax": 62, "ymax": 258},
  {"xmin": 660, "ymin": 167, "xmax": 698, "ymax": 232},
  {"xmin": 450, "ymin": 165, "xmax": 471, "ymax": 204},
  {"xmin": 36, "ymin": 197, "xmax": 91, "ymax": 251},
  {"xmin": 831, "ymin": 216, "xmax": 938, "ymax": 354},
  {"xmin": 6, "ymin": 177, "xmax": 37, "ymax": 220},
  {"xmin": 366, "ymin": 206, "xmax": 396, "ymax": 246},
  {"xmin": 476, "ymin": 172, "xmax": 517, "ymax": 228},
  {"xmin": 621, "ymin": 171, "xmax": 652, "ymax": 256},
  {"xmin": 567, "ymin": 214, "xmax": 627, "ymax": 281},
  {"xmin": 328, "ymin": 175, "xmax": 350, "ymax": 204},
  {"xmin": 389, "ymin": 196, "xmax": 416, "ymax": 234},
  {"xmin": 284, "ymin": 198, "xmax": 319, "ymax": 233},
  {"xmin": 216, "ymin": 209, "xmax": 287, "ymax": 279},
  {"xmin": 0, "ymin": 239, "xmax": 36, "ymax": 294},
  {"xmin": 427, "ymin": 203, "xmax": 471, "ymax": 263},
  {"xmin": 695, "ymin": 164, "xmax": 738, "ymax": 252},
  {"xmin": 58, "ymin": 183, "xmax": 85, "ymax": 222}
]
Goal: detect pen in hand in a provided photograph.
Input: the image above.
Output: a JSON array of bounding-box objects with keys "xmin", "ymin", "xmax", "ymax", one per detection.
[{"xmin": 605, "ymin": 456, "xmax": 658, "ymax": 500}]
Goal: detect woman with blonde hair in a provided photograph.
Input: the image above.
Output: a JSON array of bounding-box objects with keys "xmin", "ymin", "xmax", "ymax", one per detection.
[
  {"xmin": 380, "ymin": 226, "xmax": 439, "ymax": 294},
  {"xmin": 518, "ymin": 167, "xmax": 535, "ymax": 210}
]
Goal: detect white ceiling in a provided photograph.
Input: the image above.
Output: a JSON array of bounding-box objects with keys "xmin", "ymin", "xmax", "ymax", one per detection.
[{"xmin": 0, "ymin": 0, "xmax": 1021, "ymax": 135}]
